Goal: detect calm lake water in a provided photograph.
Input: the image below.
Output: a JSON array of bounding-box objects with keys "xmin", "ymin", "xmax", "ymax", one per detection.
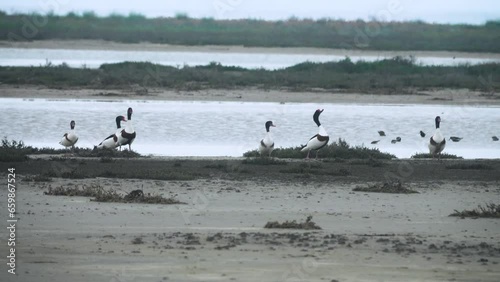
[
  {"xmin": 1, "ymin": 98, "xmax": 499, "ymax": 159},
  {"xmin": 1, "ymin": 48, "xmax": 499, "ymax": 69}
]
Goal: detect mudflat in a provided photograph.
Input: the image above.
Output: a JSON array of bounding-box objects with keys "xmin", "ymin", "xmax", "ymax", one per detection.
[{"xmin": 0, "ymin": 157, "xmax": 499, "ymax": 282}]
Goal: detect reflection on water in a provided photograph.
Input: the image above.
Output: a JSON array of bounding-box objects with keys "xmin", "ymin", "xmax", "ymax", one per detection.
[
  {"xmin": 1, "ymin": 48, "xmax": 499, "ymax": 69},
  {"xmin": 1, "ymin": 98, "xmax": 499, "ymax": 159}
]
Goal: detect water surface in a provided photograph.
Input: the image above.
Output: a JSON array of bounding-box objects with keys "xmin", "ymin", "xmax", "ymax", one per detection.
[{"xmin": 1, "ymin": 99, "xmax": 499, "ymax": 159}]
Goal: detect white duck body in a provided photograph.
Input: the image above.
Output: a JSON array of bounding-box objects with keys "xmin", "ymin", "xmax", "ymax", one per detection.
[
  {"xmin": 96, "ymin": 116, "xmax": 125, "ymax": 150},
  {"xmin": 428, "ymin": 116, "xmax": 446, "ymax": 156},
  {"xmin": 259, "ymin": 121, "xmax": 275, "ymax": 157},
  {"xmin": 301, "ymin": 109, "xmax": 330, "ymax": 158},
  {"xmin": 59, "ymin": 120, "xmax": 78, "ymax": 148},
  {"xmin": 117, "ymin": 107, "xmax": 136, "ymax": 150}
]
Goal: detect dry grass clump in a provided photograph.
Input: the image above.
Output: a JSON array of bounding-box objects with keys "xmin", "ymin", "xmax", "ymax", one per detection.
[
  {"xmin": 264, "ymin": 216, "xmax": 321, "ymax": 230},
  {"xmin": 450, "ymin": 204, "xmax": 500, "ymax": 218},
  {"xmin": 44, "ymin": 185, "xmax": 185, "ymax": 205},
  {"xmin": 353, "ymin": 180, "xmax": 419, "ymax": 194}
]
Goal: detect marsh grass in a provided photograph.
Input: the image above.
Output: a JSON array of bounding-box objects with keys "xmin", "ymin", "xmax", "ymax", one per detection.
[
  {"xmin": 0, "ymin": 137, "xmax": 142, "ymax": 162},
  {"xmin": 244, "ymin": 139, "xmax": 395, "ymax": 160},
  {"xmin": 264, "ymin": 216, "xmax": 321, "ymax": 230},
  {"xmin": 24, "ymin": 174, "xmax": 52, "ymax": 182},
  {"xmin": 242, "ymin": 158, "xmax": 287, "ymax": 165},
  {"xmin": 411, "ymin": 153, "xmax": 463, "ymax": 159},
  {"xmin": 44, "ymin": 184, "xmax": 186, "ymax": 205},
  {"xmin": 445, "ymin": 163, "xmax": 493, "ymax": 170},
  {"xmin": 353, "ymin": 180, "xmax": 419, "ymax": 194},
  {"xmin": 450, "ymin": 204, "xmax": 500, "ymax": 218}
]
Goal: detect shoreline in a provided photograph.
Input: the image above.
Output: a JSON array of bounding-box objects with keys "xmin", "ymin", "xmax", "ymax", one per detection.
[
  {"xmin": 2, "ymin": 39, "xmax": 500, "ymax": 59},
  {"xmin": 1, "ymin": 85, "xmax": 499, "ymax": 105}
]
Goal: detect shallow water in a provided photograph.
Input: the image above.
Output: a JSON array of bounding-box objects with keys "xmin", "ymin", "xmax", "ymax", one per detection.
[
  {"xmin": 1, "ymin": 48, "xmax": 499, "ymax": 69},
  {"xmin": 1, "ymin": 98, "xmax": 499, "ymax": 158}
]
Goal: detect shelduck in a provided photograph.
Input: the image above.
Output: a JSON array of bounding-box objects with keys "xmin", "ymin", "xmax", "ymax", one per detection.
[
  {"xmin": 95, "ymin": 116, "xmax": 125, "ymax": 149},
  {"xmin": 301, "ymin": 109, "xmax": 329, "ymax": 159},
  {"xmin": 259, "ymin": 121, "xmax": 276, "ymax": 157},
  {"xmin": 117, "ymin": 107, "xmax": 136, "ymax": 151},
  {"xmin": 428, "ymin": 116, "xmax": 446, "ymax": 158},
  {"xmin": 59, "ymin": 120, "xmax": 78, "ymax": 149}
]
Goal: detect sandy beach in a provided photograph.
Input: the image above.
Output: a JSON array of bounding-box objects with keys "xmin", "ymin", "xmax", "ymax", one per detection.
[{"xmin": 0, "ymin": 157, "xmax": 499, "ymax": 281}]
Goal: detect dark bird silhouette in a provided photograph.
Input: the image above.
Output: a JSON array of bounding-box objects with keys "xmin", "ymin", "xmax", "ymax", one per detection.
[
  {"xmin": 493, "ymin": 136, "xmax": 499, "ymax": 141},
  {"xmin": 371, "ymin": 140, "xmax": 380, "ymax": 144},
  {"xmin": 449, "ymin": 136, "xmax": 463, "ymax": 142},
  {"xmin": 378, "ymin": 131, "xmax": 386, "ymax": 137},
  {"xmin": 391, "ymin": 139, "xmax": 397, "ymax": 144},
  {"xmin": 395, "ymin": 137, "xmax": 401, "ymax": 142},
  {"xmin": 419, "ymin": 130, "xmax": 426, "ymax": 138}
]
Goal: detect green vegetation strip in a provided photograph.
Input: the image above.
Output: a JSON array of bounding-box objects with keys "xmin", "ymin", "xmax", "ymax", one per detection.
[
  {"xmin": 2, "ymin": 11, "xmax": 500, "ymax": 53},
  {"xmin": 244, "ymin": 139, "xmax": 395, "ymax": 159},
  {"xmin": 1, "ymin": 58, "xmax": 499, "ymax": 92}
]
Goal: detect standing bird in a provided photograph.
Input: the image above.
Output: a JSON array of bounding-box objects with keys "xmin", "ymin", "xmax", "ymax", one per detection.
[
  {"xmin": 492, "ymin": 136, "xmax": 499, "ymax": 141},
  {"xmin": 95, "ymin": 116, "xmax": 126, "ymax": 149},
  {"xmin": 428, "ymin": 116, "xmax": 446, "ymax": 158},
  {"xmin": 419, "ymin": 130, "xmax": 426, "ymax": 138},
  {"xmin": 59, "ymin": 120, "xmax": 78, "ymax": 149},
  {"xmin": 118, "ymin": 107, "xmax": 136, "ymax": 151},
  {"xmin": 301, "ymin": 109, "xmax": 329, "ymax": 159},
  {"xmin": 378, "ymin": 131, "xmax": 386, "ymax": 137},
  {"xmin": 259, "ymin": 121, "xmax": 276, "ymax": 157}
]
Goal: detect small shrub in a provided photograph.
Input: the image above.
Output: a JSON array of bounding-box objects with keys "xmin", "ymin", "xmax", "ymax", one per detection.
[
  {"xmin": 264, "ymin": 216, "xmax": 321, "ymax": 230},
  {"xmin": 450, "ymin": 204, "xmax": 500, "ymax": 218}
]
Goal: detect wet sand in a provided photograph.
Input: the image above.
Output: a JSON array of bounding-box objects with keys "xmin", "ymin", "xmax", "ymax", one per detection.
[{"xmin": 0, "ymin": 158, "xmax": 499, "ymax": 281}]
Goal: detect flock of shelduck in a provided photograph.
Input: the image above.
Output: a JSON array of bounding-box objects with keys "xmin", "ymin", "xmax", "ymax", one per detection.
[
  {"xmin": 60, "ymin": 107, "xmax": 498, "ymax": 159},
  {"xmin": 59, "ymin": 107, "xmax": 136, "ymax": 151}
]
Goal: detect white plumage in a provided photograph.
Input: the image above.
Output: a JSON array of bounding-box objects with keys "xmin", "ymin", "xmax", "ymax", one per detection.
[
  {"xmin": 259, "ymin": 121, "xmax": 275, "ymax": 157},
  {"xmin": 59, "ymin": 120, "xmax": 78, "ymax": 149}
]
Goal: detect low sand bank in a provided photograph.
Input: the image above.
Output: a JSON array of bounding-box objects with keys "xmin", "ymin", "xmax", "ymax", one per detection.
[{"xmin": 1, "ymin": 85, "xmax": 498, "ymax": 105}]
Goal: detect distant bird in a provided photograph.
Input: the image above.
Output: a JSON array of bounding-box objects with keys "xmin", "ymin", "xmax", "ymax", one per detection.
[
  {"xmin": 493, "ymin": 136, "xmax": 499, "ymax": 141},
  {"xmin": 117, "ymin": 107, "xmax": 136, "ymax": 151},
  {"xmin": 428, "ymin": 116, "xmax": 446, "ymax": 158},
  {"xmin": 391, "ymin": 139, "xmax": 397, "ymax": 144},
  {"xmin": 371, "ymin": 140, "xmax": 380, "ymax": 144},
  {"xmin": 301, "ymin": 109, "xmax": 329, "ymax": 159},
  {"xmin": 59, "ymin": 120, "xmax": 78, "ymax": 149},
  {"xmin": 449, "ymin": 136, "xmax": 463, "ymax": 142},
  {"xmin": 419, "ymin": 130, "xmax": 426, "ymax": 138},
  {"xmin": 378, "ymin": 131, "xmax": 386, "ymax": 137},
  {"xmin": 95, "ymin": 116, "xmax": 126, "ymax": 149},
  {"xmin": 259, "ymin": 121, "xmax": 276, "ymax": 157},
  {"xmin": 395, "ymin": 137, "xmax": 402, "ymax": 142}
]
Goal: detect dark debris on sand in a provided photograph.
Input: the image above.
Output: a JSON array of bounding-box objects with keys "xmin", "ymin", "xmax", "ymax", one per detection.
[
  {"xmin": 353, "ymin": 180, "xmax": 419, "ymax": 194},
  {"xmin": 450, "ymin": 203, "xmax": 500, "ymax": 218},
  {"xmin": 264, "ymin": 216, "xmax": 322, "ymax": 230}
]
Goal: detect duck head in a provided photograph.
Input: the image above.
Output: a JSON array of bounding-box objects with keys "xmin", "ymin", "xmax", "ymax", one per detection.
[
  {"xmin": 265, "ymin": 121, "xmax": 276, "ymax": 132},
  {"xmin": 435, "ymin": 116, "xmax": 441, "ymax": 129},
  {"xmin": 115, "ymin": 115, "xmax": 126, "ymax": 129},
  {"xmin": 313, "ymin": 109, "xmax": 324, "ymax": 127},
  {"xmin": 127, "ymin": 108, "xmax": 133, "ymax": 120},
  {"xmin": 70, "ymin": 120, "xmax": 75, "ymax": 130}
]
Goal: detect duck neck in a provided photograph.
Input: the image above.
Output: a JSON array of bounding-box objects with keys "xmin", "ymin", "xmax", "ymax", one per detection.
[{"xmin": 435, "ymin": 119, "xmax": 440, "ymax": 129}]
